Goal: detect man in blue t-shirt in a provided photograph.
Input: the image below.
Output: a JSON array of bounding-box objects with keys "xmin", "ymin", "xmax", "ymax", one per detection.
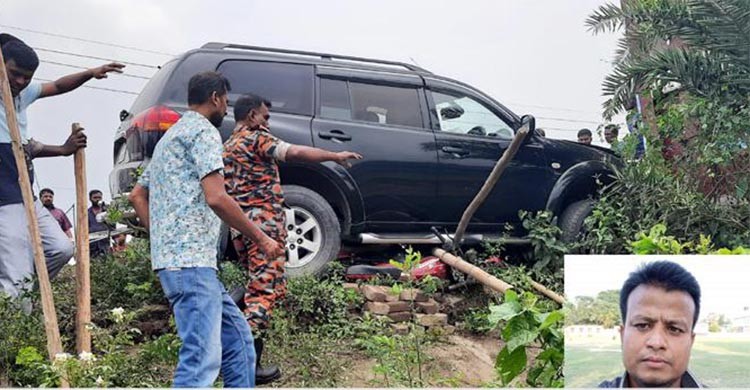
[{"xmin": 0, "ymin": 34, "xmax": 125, "ymax": 297}]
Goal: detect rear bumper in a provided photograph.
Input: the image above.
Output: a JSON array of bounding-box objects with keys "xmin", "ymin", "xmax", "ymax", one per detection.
[{"xmin": 109, "ymin": 161, "xmax": 145, "ymax": 197}]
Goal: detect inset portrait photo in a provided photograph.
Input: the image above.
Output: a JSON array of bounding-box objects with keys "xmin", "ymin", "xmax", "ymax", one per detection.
[{"xmin": 564, "ymin": 255, "xmax": 750, "ymax": 388}]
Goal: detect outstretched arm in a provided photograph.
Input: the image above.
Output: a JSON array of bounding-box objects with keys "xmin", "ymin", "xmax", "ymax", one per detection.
[
  {"xmin": 285, "ymin": 145, "xmax": 363, "ymax": 168},
  {"xmin": 40, "ymin": 62, "xmax": 125, "ymax": 98}
]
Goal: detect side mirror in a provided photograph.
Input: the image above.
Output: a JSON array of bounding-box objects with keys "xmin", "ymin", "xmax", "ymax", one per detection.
[
  {"xmin": 519, "ymin": 114, "xmax": 536, "ymax": 139},
  {"xmin": 119, "ymin": 109, "xmax": 130, "ymax": 122}
]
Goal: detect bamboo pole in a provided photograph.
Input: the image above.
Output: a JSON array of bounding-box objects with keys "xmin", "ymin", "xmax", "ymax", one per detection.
[
  {"xmin": 0, "ymin": 47, "xmax": 66, "ymax": 375},
  {"xmin": 433, "ymin": 248, "xmax": 513, "ymax": 293},
  {"xmin": 433, "ymin": 248, "xmax": 565, "ymax": 305},
  {"xmin": 72, "ymin": 123, "xmax": 91, "ymax": 354},
  {"xmin": 529, "ymin": 280, "xmax": 565, "ymax": 305},
  {"xmin": 452, "ymin": 121, "xmax": 531, "ymax": 250}
]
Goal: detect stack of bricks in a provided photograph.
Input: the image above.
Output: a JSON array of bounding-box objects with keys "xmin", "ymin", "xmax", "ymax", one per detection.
[{"xmin": 344, "ymin": 283, "xmax": 455, "ymax": 335}]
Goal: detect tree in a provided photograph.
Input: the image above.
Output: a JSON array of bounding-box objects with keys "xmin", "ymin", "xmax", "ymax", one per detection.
[
  {"xmin": 568, "ymin": 290, "xmax": 621, "ymax": 328},
  {"xmin": 586, "ymin": 0, "xmax": 750, "ymax": 118}
]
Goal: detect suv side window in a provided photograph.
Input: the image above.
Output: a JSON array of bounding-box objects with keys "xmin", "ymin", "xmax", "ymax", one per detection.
[
  {"xmin": 217, "ymin": 61, "xmax": 313, "ymax": 116},
  {"xmin": 338, "ymin": 81, "xmax": 422, "ymax": 128},
  {"xmin": 429, "ymin": 90, "xmax": 514, "ymax": 139},
  {"xmin": 319, "ymin": 78, "xmax": 352, "ymax": 121}
]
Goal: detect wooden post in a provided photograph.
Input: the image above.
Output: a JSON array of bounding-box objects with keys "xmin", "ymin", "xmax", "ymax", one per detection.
[
  {"xmin": 433, "ymin": 248, "xmax": 514, "ymax": 293},
  {"xmin": 432, "ymin": 249, "xmax": 566, "ymax": 305},
  {"xmin": 452, "ymin": 122, "xmax": 531, "ymax": 249},
  {"xmin": 72, "ymin": 123, "xmax": 91, "ymax": 354},
  {"xmin": 0, "ymin": 46, "xmax": 66, "ymax": 372}
]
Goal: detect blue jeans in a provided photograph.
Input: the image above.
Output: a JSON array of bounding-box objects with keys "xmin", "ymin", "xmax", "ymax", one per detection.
[{"xmin": 158, "ymin": 267, "xmax": 256, "ymax": 388}]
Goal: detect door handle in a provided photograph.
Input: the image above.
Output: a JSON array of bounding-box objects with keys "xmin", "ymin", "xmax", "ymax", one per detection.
[
  {"xmin": 318, "ymin": 130, "xmax": 352, "ymax": 142},
  {"xmin": 441, "ymin": 146, "xmax": 470, "ymax": 157}
]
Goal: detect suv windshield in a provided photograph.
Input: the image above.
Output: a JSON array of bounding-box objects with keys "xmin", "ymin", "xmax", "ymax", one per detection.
[{"xmin": 430, "ymin": 90, "xmax": 514, "ymax": 139}]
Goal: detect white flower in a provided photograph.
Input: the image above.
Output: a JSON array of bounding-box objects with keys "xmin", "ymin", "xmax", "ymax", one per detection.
[
  {"xmin": 111, "ymin": 307, "xmax": 125, "ymax": 322},
  {"xmin": 78, "ymin": 351, "xmax": 96, "ymax": 362},
  {"xmin": 95, "ymin": 376, "xmax": 104, "ymax": 386},
  {"xmin": 54, "ymin": 352, "xmax": 72, "ymax": 362}
]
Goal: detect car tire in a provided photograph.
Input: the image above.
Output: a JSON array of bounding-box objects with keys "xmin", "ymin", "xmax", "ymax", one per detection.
[
  {"xmin": 559, "ymin": 199, "xmax": 595, "ymax": 243},
  {"xmin": 282, "ymin": 185, "xmax": 341, "ymax": 278}
]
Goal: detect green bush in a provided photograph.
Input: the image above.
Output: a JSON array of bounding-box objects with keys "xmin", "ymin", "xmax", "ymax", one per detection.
[
  {"xmin": 280, "ymin": 273, "xmax": 362, "ymax": 336},
  {"xmin": 577, "ymin": 150, "xmax": 750, "ymax": 254}
]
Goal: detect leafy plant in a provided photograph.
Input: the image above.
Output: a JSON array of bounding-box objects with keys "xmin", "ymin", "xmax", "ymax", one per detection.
[
  {"xmin": 490, "ymin": 290, "xmax": 564, "ymax": 388},
  {"xmin": 462, "ymin": 308, "xmax": 497, "ymax": 334}
]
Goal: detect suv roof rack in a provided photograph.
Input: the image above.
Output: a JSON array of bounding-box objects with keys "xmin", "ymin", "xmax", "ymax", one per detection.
[{"xmin": 201, "ymin": 42, "xmax": 431, "ymax": 74}]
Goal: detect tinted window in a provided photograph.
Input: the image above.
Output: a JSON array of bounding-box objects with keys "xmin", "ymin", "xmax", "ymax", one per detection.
[
  {"xmin": 129, "ymin": 59, "xmax": 178, "ymax": 115},
  {"xmin": 218, "ymin": 61, "xmax": 313, "ymax": 116},
  {"xmin": 430, "ymin": 90, "xmax": 513, "ymax": 139},
  {"xmin": 319, "ymin": 78, "xmax": 352, "ymax": 121},
  {"xmin": 349, "ymin": 82, "xmax": 423, "ymax": 128}
]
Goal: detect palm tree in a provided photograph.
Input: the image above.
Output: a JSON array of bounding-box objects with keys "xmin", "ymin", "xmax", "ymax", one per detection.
[{"xmin": 586, "ymin": 0, "xmax": 750, "ymax": 118}]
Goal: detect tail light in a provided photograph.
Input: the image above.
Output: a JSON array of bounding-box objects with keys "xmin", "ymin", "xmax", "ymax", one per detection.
[
  {"xmin": 131, "ymin": 105, "xmax": 181, "ymax": 132},
  {"xmin": 125, "ymin": 106, "xmax": 182, "ymax": 160}
]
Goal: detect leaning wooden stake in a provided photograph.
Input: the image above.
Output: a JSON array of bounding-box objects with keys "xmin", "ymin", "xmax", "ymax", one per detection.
[
  {"xmin": 529, "ymin": 280, "xmax": 565, "ymax": 305},
  {"xmin": 452, "ymin": 122, "xmax": 531, "ymax": 249},
  {"xmin": 72, "ymin": 123, "xmax": 91, "ymax": 354},
  {"xmin": 0, "ymin": 47, "xmax": 67, "ymax": 378},
  {"xmin": 433, "ymin": 248, "xmax": 513, "ymax": 293},
  {"xmin": 433, "ymin": 248, "xmax": 565, "ymax": 305}
]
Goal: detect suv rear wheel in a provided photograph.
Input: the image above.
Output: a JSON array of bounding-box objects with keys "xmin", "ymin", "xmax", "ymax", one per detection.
[{"xmin": 283, "ymin": 185, "xmax": 341, "ymax": 277}]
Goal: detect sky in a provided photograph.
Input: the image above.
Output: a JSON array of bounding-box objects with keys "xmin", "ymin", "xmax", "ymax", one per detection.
[
  {"xmin": 1, "ymin": 0, "xmax": 624, "ymax": 220},
  {"xmin": 565, "ymin": 255, "xmax": 750, "ymax": 322}
]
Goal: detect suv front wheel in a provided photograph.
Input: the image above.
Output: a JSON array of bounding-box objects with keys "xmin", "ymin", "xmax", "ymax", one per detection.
[
  {"xmin": 282, "ymin": 185, "xmax": 341, "ymax": 277},
  {"xmin": 559, "ymin": 199, "xmax": 595, "ymax": 243}
]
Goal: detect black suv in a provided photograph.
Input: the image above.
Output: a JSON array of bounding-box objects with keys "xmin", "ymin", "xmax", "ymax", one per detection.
[{"xmin": 110, "ymin": 43, "xmax": 618, "ymax": 276}]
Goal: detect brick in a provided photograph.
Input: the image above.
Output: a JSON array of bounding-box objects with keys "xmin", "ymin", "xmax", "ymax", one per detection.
[
  {"xmin": 362, "ymin": 285, "xmax": 387, "ymax": 302},
  {"xmin": 391, "ymin": 323, "xmax": 410, "ymax": 335},
  {"xmin": 387, "ymin": 301, "xmax": 410, "ymax": 313},
  {"xmin": 416, "ymin": 299, "xmax": 439, "ymax": 314},
  {"xmin": 383, "ymin": 287, "xmax": 400, "ymax": 302},
  {"xmin": 416, "ymin": 313, "xmax": 448, "ymax": 327},
  {"xmin": 388, "ymin": 311, "xmax": 413, "ymax": 322},
  {"xmin": 364, "ymin": 301, "xmax": 390, "ymax": 315},
  {"xmin": 400, "ymin": 288, "xmax": 428, "ymax": 302}
]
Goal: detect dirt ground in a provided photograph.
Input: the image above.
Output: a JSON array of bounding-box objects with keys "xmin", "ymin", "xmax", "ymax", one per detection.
[{"xmin": 338, "ymin": 333, "xmax": 501, "ymax": 387}]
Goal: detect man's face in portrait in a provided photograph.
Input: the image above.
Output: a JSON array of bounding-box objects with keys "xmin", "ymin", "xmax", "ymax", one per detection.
[{"xmin": 620, "ymin": 284, "xmax": 696, "ymax": 388}]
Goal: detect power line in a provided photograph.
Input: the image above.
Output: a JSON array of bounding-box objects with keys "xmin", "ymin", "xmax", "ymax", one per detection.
[
  {"xmin": 506, "ymin": 101, "xmax": 603, "ymax": 116},
  {"xmin": 0, "ymin": 23, "xmax": 175, "ymax": 56},
  {"xmin": 40, "ymin": 59, "xmax": 152, "ymax": 80},
  {"xmin": 33, "ymin": 47, "xmax": 160, "ymax": 69},
  {"xmin": 536, "ymin": 116, "xmax": 602, "ymax": 125},
  {"xmin": 35, "ymin": 77, "xmax": 139, "ymax": 95}
]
